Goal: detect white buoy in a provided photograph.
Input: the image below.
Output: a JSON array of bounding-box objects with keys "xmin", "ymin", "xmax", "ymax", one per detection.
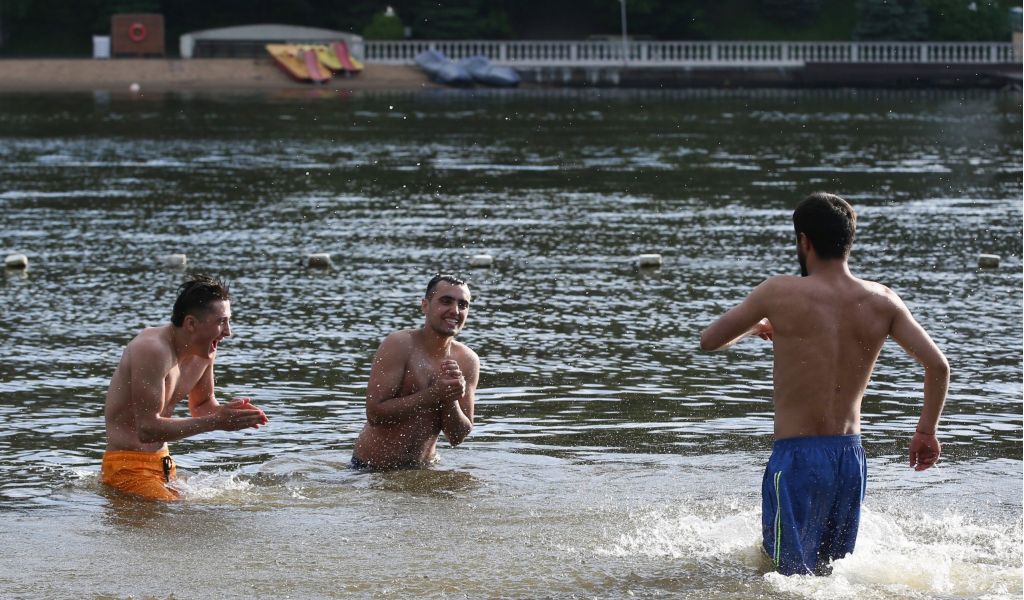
[
  {"xmin": 978, "ymin": 254, "xmax": 1000, "ymax": 269},
  {"xmin": 161, "ymin": 253, "xmax": 187, "ymax": 268},
  {"xmin": 4, "ymin": 254, "xmax": 28, "ymax": 269},
  {"xmin": 636, "ymin": 253, "xmax": 663, "ymax": 268},
  {"xmin": 129, "ymin": 82, "xmax": 140, "ymax": 93},
  {"xmin": 307, "ymin": 253, "xmax": 332, "ymax": 268},
  {"xmin": 468, "ymin": 254, "xmax": 494, "ymax": 268}
]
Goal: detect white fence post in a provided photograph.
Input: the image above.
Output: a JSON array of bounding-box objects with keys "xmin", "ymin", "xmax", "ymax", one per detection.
[{"xmin": 361, "ymin": 39, "xmax": 1018, "ymax": 66}]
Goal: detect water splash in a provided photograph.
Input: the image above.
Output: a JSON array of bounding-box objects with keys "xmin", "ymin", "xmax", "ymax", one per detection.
[
  {"xmin": 599, "ymin": 500, "xmax": 1022, "ymax": 599},
  {"xmin": 169, "ymin": 469, "xmax": 254, "ymax": 502},
  {"xmin": 596, "ymin": 499, "xmax": 764, "ymax": 566}
]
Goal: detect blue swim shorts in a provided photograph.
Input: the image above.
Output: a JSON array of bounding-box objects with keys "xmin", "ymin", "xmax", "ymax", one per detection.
[
  {"xmin": 762, "ymin": 434, "xmax": 867, "ymax": 576},
  {"xmin": 349, "ymin": 455, "xmax": 372, "ymax": 471}
]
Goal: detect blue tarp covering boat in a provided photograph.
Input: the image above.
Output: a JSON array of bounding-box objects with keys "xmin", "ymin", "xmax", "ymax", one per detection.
[
  {"xmin": 458, "ymin": 55, "xmax": 520, "ymax": 87},
  {"xmin": 414, "ymin": 49, "xmax": 473, "ymax": 86}
]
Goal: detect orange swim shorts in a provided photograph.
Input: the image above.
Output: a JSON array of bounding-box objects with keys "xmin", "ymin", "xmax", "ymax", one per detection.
[{"xmin": 101, "ymin": 448, "xmax": 179, "ymax": 501}]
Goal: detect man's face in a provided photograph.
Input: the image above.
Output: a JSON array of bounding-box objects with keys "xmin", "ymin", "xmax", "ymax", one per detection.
[
  {"xmin": 188, "ymin": 299, "xmax": 232, "ymax": 358},
  {"xmin": 421, "ymin": 282, "xmax": 471, "ymax": 338}
]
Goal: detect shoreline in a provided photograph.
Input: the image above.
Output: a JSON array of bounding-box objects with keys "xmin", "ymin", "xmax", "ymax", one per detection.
[
  {"xmin": 0, "ymin": 58, "xmax": 1019, "ymax": 93},
  {"xmin": 0, "ymin": 58, "xmax": 437, "ymax": 92}
]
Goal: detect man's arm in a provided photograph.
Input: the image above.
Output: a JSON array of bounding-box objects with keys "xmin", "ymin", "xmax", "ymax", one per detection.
[
  {"xmin": 699, "ymin": 280, "xmax": 774, "ymax": 352},
  {"xmin": 888, "ymin": 294, "xmax": 949, "ymax": 471},
  {"xmin": 188, "ymin": 363, "xmax": 219, "ymax": 417},
  {"xmin": 364, "ymin": 333, "xmax": 447, "ymax": 425},
  {"xmin": 188, "ymin": 363, "xmax": 268, "ymax": 424},
  {"xmin": 440, "ymin": 352, "xmax": 479, "ymax": 447},
  {"xmin": 132, "ymin": 343, "xmax": 264, "ymax": 444}
]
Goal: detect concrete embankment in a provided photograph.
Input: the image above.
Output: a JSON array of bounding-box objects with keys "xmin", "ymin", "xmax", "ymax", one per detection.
[{"xmin": 521, "ymin": 63, "xmax": 1022, "ymax": 89}]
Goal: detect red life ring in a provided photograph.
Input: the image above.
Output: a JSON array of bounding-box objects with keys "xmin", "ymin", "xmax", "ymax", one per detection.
[{"xmin": 128, "ymin": 22, "xmax": 147, "ymax": 43}]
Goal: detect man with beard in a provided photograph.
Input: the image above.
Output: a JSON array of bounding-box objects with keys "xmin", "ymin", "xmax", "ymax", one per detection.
[
  {"xmin": 351, "ymin": 274, "xmax": 480, "ymax": 470},
  {"xmin": 103, "ymin": 274, "xmax": 268, "ymax": 500},
  {"xmin": 699, "ymin": 192, "xmax": 948, "ymax": 575}
]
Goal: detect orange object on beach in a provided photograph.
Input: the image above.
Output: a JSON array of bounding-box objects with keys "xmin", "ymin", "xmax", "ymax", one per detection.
[
  {"xmin": 101, "ymin": 447, "xmax": 179, "ymax": 501},
  {"xmin": 266, "ymin": 44, "xmax": 330, "ymax": 83}
]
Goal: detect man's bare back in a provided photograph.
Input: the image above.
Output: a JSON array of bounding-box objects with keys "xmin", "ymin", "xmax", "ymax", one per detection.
[
  {"xmin": 352, "ymin": 277, "xmax": 480, "ymax": 470},
  {"xmin": 725, "ymin": 270, "xmax": 899, "ymax": 439},
  {"xmin": 700, "ymin": 193, "xmax": 947, "ymax": 465},
  {"xmin": 701, "ymin": 253, "xmax": 947, "ymax": 449}
]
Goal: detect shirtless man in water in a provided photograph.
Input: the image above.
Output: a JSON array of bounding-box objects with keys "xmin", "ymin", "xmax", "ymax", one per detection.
[
  {"xmin": 700, "ymin": 192, "xmax": 948, "ymax": 575},
  {"xmin": 351, "ymin": 274, "xmax": 480, "ymax": 470},
  {"xmin": 103, "ymin": 274, "xmax": 268, "ymax": 500}
]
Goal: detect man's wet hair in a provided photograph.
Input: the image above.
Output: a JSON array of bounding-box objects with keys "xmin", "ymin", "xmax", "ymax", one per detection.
[
  {"xmin": 793, "ymin": 192, "xmax": 857, "ymax": 260},
  {"xmin": 171, "ymin": 274, "xmax": 231, "ymax": 327},
  {"xmin": 425, "ymin": 274, "xmax": 467, "ymax": 299}
]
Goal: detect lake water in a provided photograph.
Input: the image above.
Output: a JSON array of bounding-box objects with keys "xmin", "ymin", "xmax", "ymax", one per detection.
[{"xmin": 0, "ymin": 88, "xmax": 1021, "ymax": 599}]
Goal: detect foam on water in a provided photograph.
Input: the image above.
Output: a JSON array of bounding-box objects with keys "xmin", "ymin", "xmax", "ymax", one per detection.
[
  {"xmin": 168, "ymin": 469, "xmax": 254, "ymax": 502},
  {"xmin": 599, "ymin": 499, "xmax": 1022, "ymax": 599},
  {"xmin": 821, "ymin": 509, "xmax": 1024, "ymax": 598},
  {"xmin": 596, "ymin": 499, "xmax": 765, "ymax": 566}
]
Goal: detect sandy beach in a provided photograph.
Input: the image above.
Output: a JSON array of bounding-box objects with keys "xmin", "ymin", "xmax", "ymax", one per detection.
[
  {"xmin": 0, "ymin": 58, "xmax": 436, "ymax": 92},
  {"xmin": 1, "ymin": 57, "xmax": 1017, "ymax": 92}
]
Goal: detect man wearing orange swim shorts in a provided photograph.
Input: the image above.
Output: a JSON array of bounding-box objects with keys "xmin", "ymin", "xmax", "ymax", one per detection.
[{"xmin": 102, "ymin": 274, "xmax": 268, "ymax": 500}]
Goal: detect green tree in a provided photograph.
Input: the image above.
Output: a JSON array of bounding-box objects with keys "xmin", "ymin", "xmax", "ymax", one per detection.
[
  {"xmin": 94, "ymin": 0, "xmax": 161, "ymax": 34},
  {"xmin": 854, "ymin": 0, "xmax": 929, "ymax": 40},
  {"xmin": 402, "ymin": 0, "xmax": 511, "ymax": 39},
  {"xmin": 616, "ymin": 0, "xmax": 709, "ymax": 40},
  {"xmin": 110, "ymin": 0, "xmax": 160, "ymax": 12},
  {"xmin": 758, "ymin": 0, "xmax": 822, "ymax": 26},
  {"xmin": 924, "ymin": 0, "xmax": 1010, "ymax": 40},
  {"xmin": 362, "ymin": 9, "xmax": 404, "ymax": 40},
  {"xmin": 0, "ymin": 0, "xmax": 35, "ymax": 47}
]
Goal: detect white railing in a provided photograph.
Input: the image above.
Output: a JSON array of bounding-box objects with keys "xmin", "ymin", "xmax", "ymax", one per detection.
[{"xmin": 364, "ymin": 40, "xmax": 1019, "ymax": 67}]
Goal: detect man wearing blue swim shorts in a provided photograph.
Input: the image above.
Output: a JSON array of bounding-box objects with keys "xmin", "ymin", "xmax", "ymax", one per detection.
[{"xmin": 700, "ymin": 192, "xmax": 949, "ymax": 576}]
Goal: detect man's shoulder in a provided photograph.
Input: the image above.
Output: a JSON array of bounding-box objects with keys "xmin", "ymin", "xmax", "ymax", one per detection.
[
  {"xmin": 124, "ymin": 326, "xmax": 175, "ymax": 366},
  {"xmin": 128, "ymin": 326, "xmax": 171, "ymax": 351},
  {"xmin": 760, "ymin": 274, "xmax": 802, "ymax": 287},
  {"xmin": 382, "ymin": 328, "xmax": 418, "ymax": 343},
  {"xmin": 452, "ymin": 340, "xmax": 480, "ymax": 362},
  {"xmin": 852, "ymin": 277, "xmax": 901, "ymax": 302},
  {"xmin": 378, "ymin": 329, "xmax": 420, "ymax": 354},
  {"xmin": 753, "ymin": 274, "xmax": 804, "ymax": 297},
  {"xmin": 763, "ymin": 273, "xmax": 895, "ymax": 296}
]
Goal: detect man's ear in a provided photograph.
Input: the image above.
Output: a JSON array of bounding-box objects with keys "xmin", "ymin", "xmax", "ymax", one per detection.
[
  {"xmin": 421, "ymin": 297, "xmax": 429, "ymax": 314},
  {"xmin": 183, "ymin": 314, "xmax": 197, "ymax": 332},
  {"xmin": 797, "ymin": 232, "xmax": 812, "ymax": 253}
]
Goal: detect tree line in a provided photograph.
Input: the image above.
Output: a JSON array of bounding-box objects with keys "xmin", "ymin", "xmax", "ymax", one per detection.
[{"xmin": 0, "ymin": 0, "xmax": 1016, "ymax": 56}]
